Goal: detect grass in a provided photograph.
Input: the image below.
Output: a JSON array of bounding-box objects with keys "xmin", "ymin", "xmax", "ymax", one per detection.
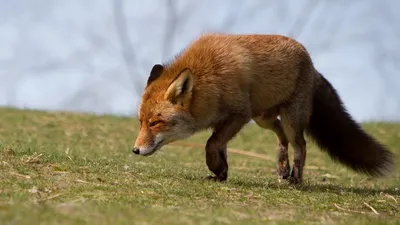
[{"xmin": 0, "ymin": 107, "xmax": 399, "ymax": 225}]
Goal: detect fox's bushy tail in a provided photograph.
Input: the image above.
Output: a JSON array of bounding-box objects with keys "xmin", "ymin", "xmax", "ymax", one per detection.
[{"xmin": 305, "ymin": 72, "xmax": 395, "ymax": 176}]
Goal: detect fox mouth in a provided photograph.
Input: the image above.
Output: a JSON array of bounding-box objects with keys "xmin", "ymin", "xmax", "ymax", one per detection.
[{"xmin": 141, "ymin": 140, "xmax": 165, "ymax": 156}]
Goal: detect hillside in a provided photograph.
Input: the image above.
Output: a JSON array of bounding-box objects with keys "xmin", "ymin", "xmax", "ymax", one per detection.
[{"xmin": 0, "ymin": 107, "xmax": 399, "ymax": 224}]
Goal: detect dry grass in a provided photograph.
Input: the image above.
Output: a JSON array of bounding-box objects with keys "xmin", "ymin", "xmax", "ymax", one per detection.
[{"xmin": 0, "ymin": 107, "xmax": 399, "ymax": 225}]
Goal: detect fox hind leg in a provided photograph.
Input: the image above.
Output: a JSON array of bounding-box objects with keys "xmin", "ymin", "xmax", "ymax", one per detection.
[
  {"xmin": 253, "ymin": 116, "xmax": 290, "ymax": 179},
  {"xmin": 279, "ymin": 97, "xmax": 312, "ymax": 184},
  {"xmin": 281, "ymin": 120, "xmax": 307, "ymax": 184}
]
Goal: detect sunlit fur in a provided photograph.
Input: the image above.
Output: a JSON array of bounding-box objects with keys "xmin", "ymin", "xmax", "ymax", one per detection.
[{"xmin": 133, "ymin": 33, "xmax": 394, "ymax": 183}]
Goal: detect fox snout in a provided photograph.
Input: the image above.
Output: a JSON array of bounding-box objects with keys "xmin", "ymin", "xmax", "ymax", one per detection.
[
  {"xmin": 131, "ymin": 141, "xmax": 164, "ymax": 156},
  {"xmin": 132, "ymin": 145, "xmax": 159, "ymax": 156},
  {"xmin": 132, "ymin": 147, "xmax": 140, "ymax": 155},
  {"xmin": 131, "ymin": 145, "xmax": 160, "ymax": 156},
  {"xmin": 132, "ymin": 132, "xmax": 166, "ymax": 156},
  {"xmin": 131, "ymin": 145, "xmax": 158, "ymax": 156}
]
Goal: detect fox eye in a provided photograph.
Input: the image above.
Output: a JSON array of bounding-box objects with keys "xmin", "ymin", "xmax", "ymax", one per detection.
[{"xmin": 149, "ymin": 120, "xmax": 162, "ymax": 127}]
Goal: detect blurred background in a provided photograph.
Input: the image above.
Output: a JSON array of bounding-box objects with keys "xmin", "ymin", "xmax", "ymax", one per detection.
[{"xmin": 0, "ymin": 0, "xmax": 399, "ymax": 122}]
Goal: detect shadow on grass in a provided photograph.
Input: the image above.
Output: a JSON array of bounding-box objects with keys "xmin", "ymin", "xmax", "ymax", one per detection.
[
  {"xmin": 298, "ymin": 183, "xmax": 399, "ymax": 196},
  {"xmin": 230, "ymin": 178, "xmax": 400, "ymax": 196},
  {"xmin": 177, "ymin": 171, "xmax": 399, "ymax": 196}
]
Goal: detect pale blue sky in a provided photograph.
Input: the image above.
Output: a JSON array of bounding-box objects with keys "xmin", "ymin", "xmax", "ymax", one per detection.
[{"xmin": 0, "ymin": 0, "xmax": 399, "ymax": 122}]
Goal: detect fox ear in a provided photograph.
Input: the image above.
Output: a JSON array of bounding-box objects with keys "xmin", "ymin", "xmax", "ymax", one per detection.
[
  {"xmin": 147, "ymin": 64, "xmax": 164, "ymax": 86},
  {"xmin": 165, "ymin": 68, "xmax": 194, "ymax": 106}
]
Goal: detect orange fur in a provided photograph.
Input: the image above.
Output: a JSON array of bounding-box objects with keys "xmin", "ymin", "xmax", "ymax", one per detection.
[{"xmin": 132, "ymin": 33, "xmax": 394, "ymax": 183}]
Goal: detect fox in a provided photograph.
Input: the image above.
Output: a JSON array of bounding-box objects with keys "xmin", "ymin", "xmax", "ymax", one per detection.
[{"xmin": 132, "ymin": 33, "xmax": 395, "ymax": 184}]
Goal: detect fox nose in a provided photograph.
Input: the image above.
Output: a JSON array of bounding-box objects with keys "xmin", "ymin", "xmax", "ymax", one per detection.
[{"xmin": 132, "ymin": 147, "xmax": 140, "ymax": 155}]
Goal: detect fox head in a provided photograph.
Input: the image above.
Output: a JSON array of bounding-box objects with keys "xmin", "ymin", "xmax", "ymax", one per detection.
[{"xmin": 132, "ymin": 64, "xmax": 196, "ymax": 156}]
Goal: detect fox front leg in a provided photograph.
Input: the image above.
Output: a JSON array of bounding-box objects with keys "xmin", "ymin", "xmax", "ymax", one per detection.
[
  {"xmin": 205, "ymin": 142, "xmax": 228, "ymax": 181},
  {"xmin": 205, "ymin": 115, "xmax": 250, "ymax": 182}
]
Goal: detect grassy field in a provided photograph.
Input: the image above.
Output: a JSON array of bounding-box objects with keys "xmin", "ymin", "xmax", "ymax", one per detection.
[{"xmin": 0, "ymin": 107, "xmax": 399, "ymax": 224}]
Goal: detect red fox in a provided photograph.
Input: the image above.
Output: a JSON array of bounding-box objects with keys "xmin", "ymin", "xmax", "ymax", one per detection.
[{"xmin": 132, "ymin": 33, "xmax": 394, "ymax": 184}]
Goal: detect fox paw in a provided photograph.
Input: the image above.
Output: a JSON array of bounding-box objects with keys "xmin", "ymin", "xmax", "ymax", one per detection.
[
  {"xmin": 277, "ymin": 164, "xmax": 291, "ymax": 180},
  {"xmin": 288, "ymin": 170, "xmax": 302, "ymax": 185},
  {"xmin": 288, "ymin": 177, "xmax": 302, "ymax": 185},
  {"xmin": 206, "ymin": 175, "xmax": 227, "ymax": 182}
]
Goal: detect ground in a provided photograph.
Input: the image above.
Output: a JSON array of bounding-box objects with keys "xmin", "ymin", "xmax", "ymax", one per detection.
[{"xmin": 0, "ymin": 107, "xmax": 399, "ymax": 225}]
